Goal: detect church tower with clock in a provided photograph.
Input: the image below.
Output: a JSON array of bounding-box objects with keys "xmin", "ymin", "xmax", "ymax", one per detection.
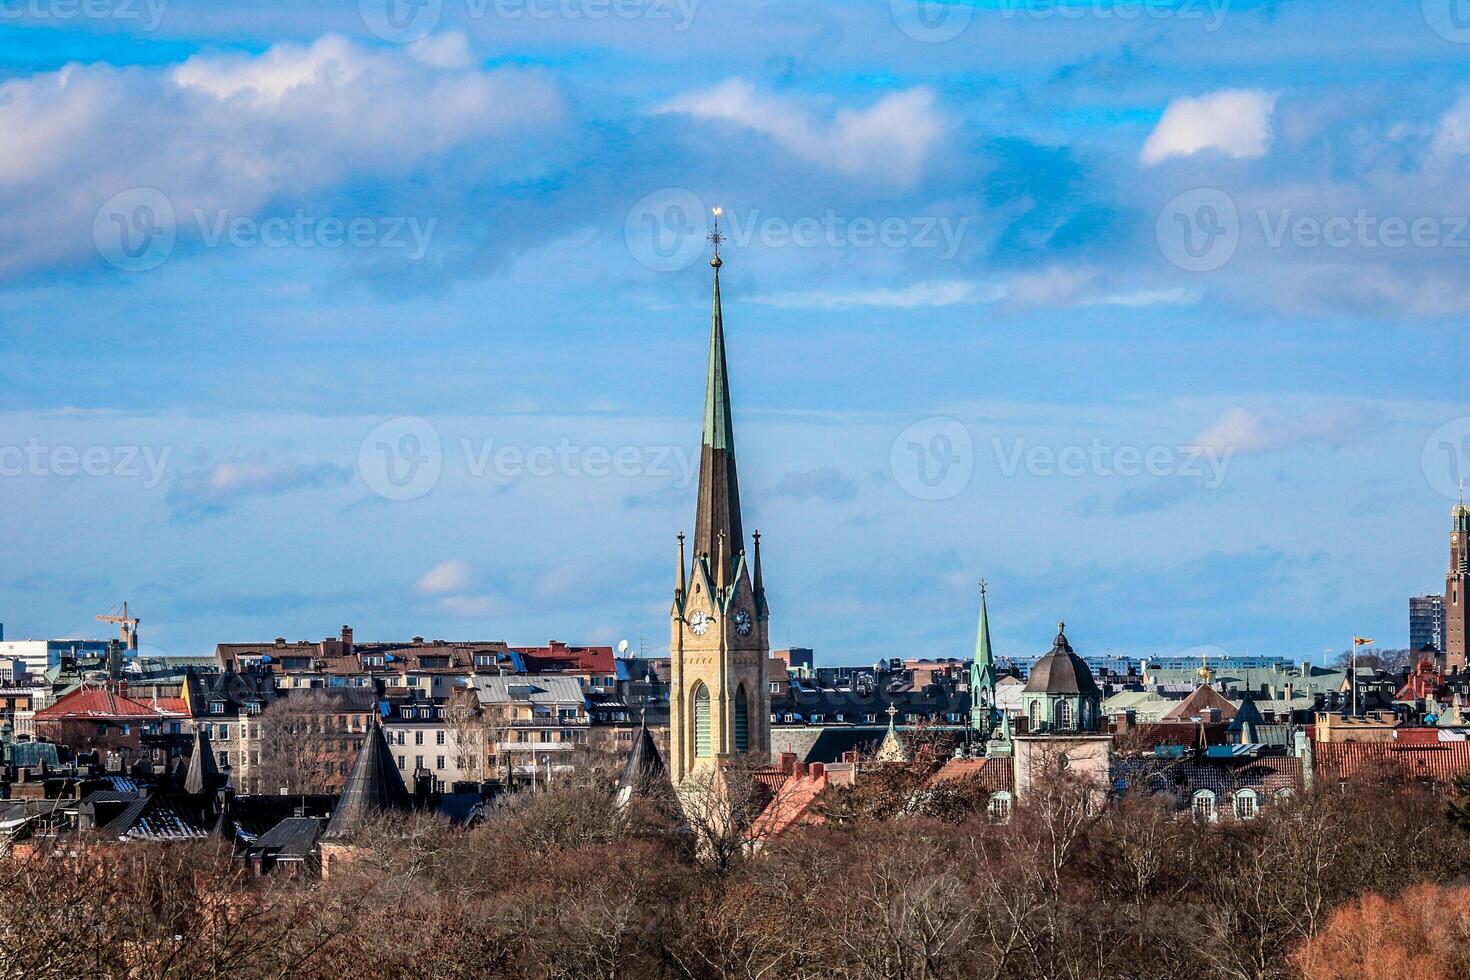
[
  {"xmin": 1445, "ymin": 491, "xmax": 1469, "ymax": 673},
  {"xmin": 668, "ymin": 217, "xmax": 771, "ymax": 785}
]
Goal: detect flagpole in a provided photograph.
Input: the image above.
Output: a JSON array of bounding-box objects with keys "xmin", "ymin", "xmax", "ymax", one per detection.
[{"xmin": 1351, "ymin": 636, "xmax": 1356, "ymax": 717}]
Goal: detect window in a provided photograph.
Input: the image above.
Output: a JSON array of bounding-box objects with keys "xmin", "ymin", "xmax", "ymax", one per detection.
[
  {"xmin": 414, "ymin": 754, "xmax": 424, "ymax": 770},
  {"xmin": 735, "ymin": 693, "xmax": 750, "ymax": 752},
  {"xmin": 1028, "ymin": 699, "xmax": 1042, "ymax": 730},
  {"xmin": 1055, "ymin": 700, "xmax": 1073, "ymax": 730},
  {"xmin": 987, "ymin": 791, "xmax": 1013, "ymax": 824},
  {"xmin": 436, "ymin": 731, "xmax": 446, "ymax": 745},
  {"xmin": 397, "ymin": 755, "xmax": 405, "ymax": 770},
  {"xmin": 209, "ymin": 702, "xmax": 224, "ymax": 715},
  {"xmin": 1234, "ymin": 789, "xmax": 1258, "ymax": 821},
  {"xmin": 218, "ymin": 751, "xmax": 229, "ymax": 766},
  {"xmin": 217, "ymin": 724, "xmax": 230, "ymax": 740},
  {"xmin": 414, "ymin": 731, "xmax": 424, "ymax": 746},
  {"xmin": 435, "ymin": 755, "xmax": 445, "ymax": 770},
  {"xmin": 1191, "ymin": 790, "xmax": 1217, "ymax": 823},
  {"xmin": 694, "ymin": 684, "xmax": 711, "ymax": 758}
]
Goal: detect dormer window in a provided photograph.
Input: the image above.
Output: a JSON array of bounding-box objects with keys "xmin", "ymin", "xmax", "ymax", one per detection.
[{"xmin": 209, "ymin": 702, "xmax": 224, "ymax": 715}]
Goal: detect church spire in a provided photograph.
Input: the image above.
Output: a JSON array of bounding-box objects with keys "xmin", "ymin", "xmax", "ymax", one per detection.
[
  {"xmin": 970, "ymin": 581, "xmax": 998, "ymax": 736},
  {"xmin": 693, "ymin": 208, "xmax": 744, "ymax": 567}
]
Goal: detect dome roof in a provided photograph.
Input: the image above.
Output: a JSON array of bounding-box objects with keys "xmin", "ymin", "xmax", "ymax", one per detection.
[{"xmin": 1023, "ymin": 624, "xmax": 1101, "ymax": 697}]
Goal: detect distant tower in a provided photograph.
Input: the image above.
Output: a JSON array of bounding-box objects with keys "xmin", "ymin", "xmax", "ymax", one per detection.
[
  {"xmin": 668, "ymin": 213, "xmax": 772, "ymax": 785},
  {"xmin": 969, "ymin": 582, "xmax": 997, "ymax": 738},
  {"xmin": 1446, "ymin": 490, "xmax": 1470, "ymax": 673}
]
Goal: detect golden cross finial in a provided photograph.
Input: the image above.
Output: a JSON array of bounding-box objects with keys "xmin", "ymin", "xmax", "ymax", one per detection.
[{"xmin": 979, "ymin": 579, "xmax": 988, "ymax": 596}]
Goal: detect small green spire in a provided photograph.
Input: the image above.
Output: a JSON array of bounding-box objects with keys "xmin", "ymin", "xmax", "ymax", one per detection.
[{"xmin": 970, "ymin": 581, "xmax": 997, "ymax": 736}]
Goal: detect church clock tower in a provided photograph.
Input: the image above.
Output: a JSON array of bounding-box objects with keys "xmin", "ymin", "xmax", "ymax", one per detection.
[
  {"xmin": 669, "ymin": 216, "xmax": 771, "ymax": 785},
  {"xmin": 1446, "ymin": 492, "xmax": 1470, "ymax": 673}
]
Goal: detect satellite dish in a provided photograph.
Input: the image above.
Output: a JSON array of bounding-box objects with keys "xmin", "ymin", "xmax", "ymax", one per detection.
[{"xmin": 617, "ymin": 640, "xmax": 630, "ymax": 656}]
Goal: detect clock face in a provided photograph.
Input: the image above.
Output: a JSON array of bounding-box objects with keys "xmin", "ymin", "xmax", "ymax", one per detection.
[
  {"xmin": 688, "ymin": 611, "xmax": 711, "ymax": 636},
  {"xmin": 734, "ymin": 609, "xmax": 753, "ymax": 636}
]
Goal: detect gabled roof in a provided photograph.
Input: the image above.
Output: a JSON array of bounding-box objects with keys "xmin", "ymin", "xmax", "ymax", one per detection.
[
  {"xmin": 322, "ymin": 723, "xmax": 412, "ymax": 840},
  {"xmin": 248, "ymin": 817, "xmax": 321, "ymax": 860},
  {"xmin": 1160, "ymin": 684, "xmax": 1238, "ymax": 723}
]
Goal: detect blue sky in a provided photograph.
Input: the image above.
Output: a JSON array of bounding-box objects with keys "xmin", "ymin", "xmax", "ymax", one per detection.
[{"xmin": 0, "ymin": 0, "xmax": 1466, "ymax": 665}]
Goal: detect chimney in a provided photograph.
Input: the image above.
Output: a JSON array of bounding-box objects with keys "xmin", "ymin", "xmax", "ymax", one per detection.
[
  {"xmin": 274, "ymin": 637, "xmax": 286, "ymax": 648},
  {"xmin": 780, "ymin": 752, "xmax": 797, "ymax": 774},
  {"xmin": 793, "ymin": 761, "xmax": 809, "ymax": 778},
  {"xmin": 341, "ymin": 625, "xmax": 354, "ymax": 653},
  {"xmin": 809, "ymin": 762, "xmax": 825, "ymax": 780}
]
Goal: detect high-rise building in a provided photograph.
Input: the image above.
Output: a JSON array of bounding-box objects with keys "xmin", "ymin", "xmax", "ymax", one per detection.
[
  {"xmin": 1447, "ymin": 498, "xmax": 1470, "ymax": 672},
  {"xmin": 1410, "ymin": 594, "xmax": 1445, "ymax": 654},
  {"xmin": 668, "ymin": 226, "xmax": 771, "ymax": 785}
]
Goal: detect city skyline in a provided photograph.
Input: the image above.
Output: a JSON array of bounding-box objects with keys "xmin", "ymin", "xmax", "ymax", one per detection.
[{"xmin": 2, "ymin": 2, "xmax": 1468, "ymax": 661}]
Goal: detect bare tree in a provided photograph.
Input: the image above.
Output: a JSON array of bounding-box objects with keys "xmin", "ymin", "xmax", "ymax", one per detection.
[{"xmin": 253, "ymin": 689, "xmax": 343, "ymax": 795}]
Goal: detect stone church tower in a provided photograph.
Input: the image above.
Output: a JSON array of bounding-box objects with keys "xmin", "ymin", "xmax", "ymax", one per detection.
[
  {"xmin": 668, "ymin": 225, "xmax": 771, "ymax": 785},
  {"xmin": 1446, "ymin": 494, "xmax": 1470, "ymax": 673}
]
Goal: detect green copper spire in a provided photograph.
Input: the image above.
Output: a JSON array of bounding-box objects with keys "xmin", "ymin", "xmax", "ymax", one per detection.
[
  {"xmin": 703, "ymin": 260, "xmax": 734, "ymax": 452},
  {"xmin": 970, "ymin": 581, "xmax": 997, "ymax": 736},
  {"xmin": 692, "ymin": 210, "xmax": 744, "ymax": 566}
]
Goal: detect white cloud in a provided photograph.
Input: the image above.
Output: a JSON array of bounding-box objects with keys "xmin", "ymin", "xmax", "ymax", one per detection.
[
  {"xmin": 166, "ymin": 457, "xmax": 350, "ymax": 523},
  {"xmin": 416, "ymin": 560, "xmax": 472, "ymax": 594},
  {"xmin": 1190, "ymin": 404, "xmax": 1374, "ymax": 455},
  {"xmin": 752, "ymin": 281, "xmax": 994, "ymax": 310},
  {"xmin": 1004, "ymin": 266, "xmax": 1097, "ymax": 307},
  {"xmin": 1430, "ymin": 92, "xmax": 1470, "ymax": 158},
  {"xmin": 436, "ymin": 594, "xmax": 508, "ymax": 617},
  {"xmin": 657, "ymin": 79, "xmax": 945, "ymax": 184},
  {"xmin": 1140, "ymin": 89, "xmax": 1279, "ymax": 166},
  {"xmin": 0, "ymin": 35, "xmax": 563, "ymax": 278},
  {"xmin": 409, "ymin": 30, "xmax": 476, "ymax": 70}
]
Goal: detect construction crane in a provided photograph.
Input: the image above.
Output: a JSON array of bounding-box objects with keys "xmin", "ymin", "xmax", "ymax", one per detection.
[{"xmin": 96, "ymin": 601, "xmax": 139, "ymax": 651}]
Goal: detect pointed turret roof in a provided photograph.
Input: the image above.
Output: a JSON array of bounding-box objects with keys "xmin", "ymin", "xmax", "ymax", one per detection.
[
  {"xmin": 617, "ymin": 716, "xmax": 667, "ymax": 795},
  {"xmin": 183, "ymin": 726, "xmax": 222, "ymax": 795},
  {"xmin": 692, "ymin": 247, "xmax": 745, "ymax": 572},
  {"xmin": 973, "ymin": 583, "xmax": 996, "ymax": 683},
  {"xmin": 1227, "ymin": 691, "xmax": 1264, "ymax": 744},
  {"xmin": 322, "ymin": 721, "xmax": 412, "ymax": 840}
]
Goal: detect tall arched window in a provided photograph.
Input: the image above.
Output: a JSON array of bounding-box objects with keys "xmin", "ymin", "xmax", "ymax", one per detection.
[
  {"xmin": 1234, "ymin": 789, "xmax": 1259, "ymax": 821},
  {"xmin": 693, "ymin": 684, "xmax": 711, "ymax": 758},
  {"xmin": 1028, "ymin": 699, "xmax": 1042, "ymax": 730},
  {"xmin": 734, "ymin": 686, "xmax": 749, "ymax": 754},
  {"xmin": 1055, "ymin": 699, "xmax": 1073, "ymax": 730}
]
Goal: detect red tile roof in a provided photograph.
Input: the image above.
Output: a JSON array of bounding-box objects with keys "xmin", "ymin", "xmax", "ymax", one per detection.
[
  {"xmin": 517, "ymin": 640, "xmax": 615, "ymax": 675},
  {"xmin": 1315, "ymin": 736, "xmax": 1470, "ymax": 784},
  {"xmin": 34, "ymin": 687, "xmax": 187, "ymax": 722},
  {"xmin": 927, "ymin": 757, "xmax": 1014, "ymax": 793},
  {"xmin": 1160, "ymin": 685, "xmax": 1237, "ymax": 723}
]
